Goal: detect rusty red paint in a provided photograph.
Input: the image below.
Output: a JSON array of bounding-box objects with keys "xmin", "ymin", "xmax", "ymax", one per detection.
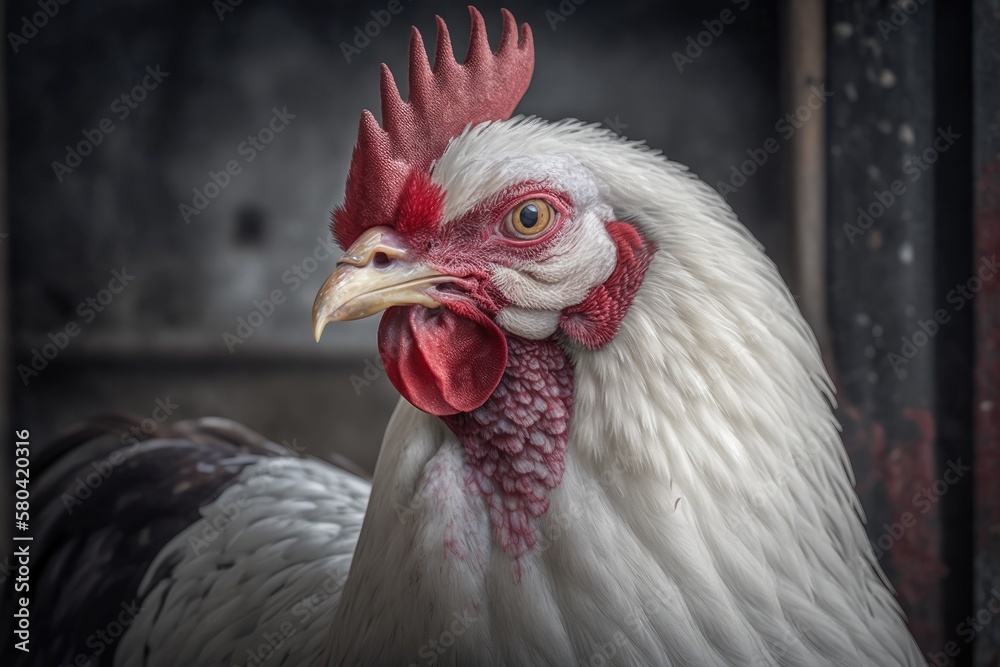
[
  {"xmin": 878, "ymin": 409, "xmax": 946, "ymax": 613},
  {"xmin": 839, "ymin": 402, "xmax": 944, "ymax": 653}
]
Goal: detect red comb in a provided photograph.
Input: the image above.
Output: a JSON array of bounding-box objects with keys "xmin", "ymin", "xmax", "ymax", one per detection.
[{"xmin": 332, "ymin": 7, "xmax": 534, "ymax": 249}]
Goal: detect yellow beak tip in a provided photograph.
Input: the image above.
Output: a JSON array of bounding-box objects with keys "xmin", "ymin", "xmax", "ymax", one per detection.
[
  {"xmin": 309, "ymin": 226, "xmax": 451, "ymax": 340},
  {"xmin": 312, "ymin": 321, "xmax": 327, "ymax": 343}
]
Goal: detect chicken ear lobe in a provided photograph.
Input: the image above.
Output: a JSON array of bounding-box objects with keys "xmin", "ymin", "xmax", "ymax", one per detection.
[{"xmin": 378, "ymin": 304, "xmax": 508, "ymax": 416}]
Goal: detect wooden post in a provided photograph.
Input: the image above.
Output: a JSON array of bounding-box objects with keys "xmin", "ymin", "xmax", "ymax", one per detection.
[{"xmin": 785, "ymin": 0, "xmax": 827, "ymax": 350}]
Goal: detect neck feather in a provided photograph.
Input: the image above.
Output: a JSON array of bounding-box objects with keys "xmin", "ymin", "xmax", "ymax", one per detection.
[{"xmin": 327, "ymin": 125, "xmax": 921, "ymax": 665}]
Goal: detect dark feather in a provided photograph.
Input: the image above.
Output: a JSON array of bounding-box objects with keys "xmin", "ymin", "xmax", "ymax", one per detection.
[{"xmin": 1, "ymin": 416, "xmax": 311, "ymax": 667}]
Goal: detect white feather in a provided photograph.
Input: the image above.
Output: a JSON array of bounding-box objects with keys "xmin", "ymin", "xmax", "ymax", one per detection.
[
  {"xmin": 326, "ymin": 118, "xmax": 922, "ymax": 665},
  {"xmin": 119, "ymin": 117, "xmax": 922, "ymax": 666},
  {"xmin": 115, "ymin": 457, "xmax": 368, "ymax": 667}
]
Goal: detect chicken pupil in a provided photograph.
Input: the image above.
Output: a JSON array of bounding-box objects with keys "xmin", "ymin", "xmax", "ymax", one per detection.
[{"xmin": 519, "ymin": 204, "xmax": 538, "ymax": 227}]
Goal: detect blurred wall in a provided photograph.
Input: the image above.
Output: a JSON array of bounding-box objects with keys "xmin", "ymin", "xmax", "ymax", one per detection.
[{"xmin": 7, "ymin": 0, "xmax": 784, "ymax": 471}]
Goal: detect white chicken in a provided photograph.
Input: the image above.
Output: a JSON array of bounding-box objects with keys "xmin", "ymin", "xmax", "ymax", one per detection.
[{"xmin": 10, "ymin": 7, "xmax": 922, "ymax": 666}]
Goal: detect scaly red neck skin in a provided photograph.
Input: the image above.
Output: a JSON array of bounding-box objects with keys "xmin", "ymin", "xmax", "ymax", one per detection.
[
  {"xmin": 442, "ymin": 336, "xmax": 573, "ymax": 574},
  {"xmin": 438, "ymin": 222, "xmax": 656, "ymax": 573}
]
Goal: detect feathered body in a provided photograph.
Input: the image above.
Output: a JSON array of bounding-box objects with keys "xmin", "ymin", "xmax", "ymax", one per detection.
[
  {"xmin": 6, "ymin": 9, "xmax": 923, "ymax": 667},
  {"xmin": 320, "ymin": 117, "xmax": 922, "ymax": 665}
]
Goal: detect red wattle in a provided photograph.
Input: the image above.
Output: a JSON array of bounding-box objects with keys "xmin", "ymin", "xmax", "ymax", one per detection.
[{"xmin": 378, "ymin": 305, "xmax": 508, "ymax": 416}]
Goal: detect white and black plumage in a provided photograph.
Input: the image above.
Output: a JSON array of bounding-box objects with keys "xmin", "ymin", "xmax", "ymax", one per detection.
[
  {"xmin": 6, "ymin": 8, "xmax": 924, "ymax": 666},
  {"xmin": 7, "ymin": 417, "xmax": 367, "ymax": 667}
]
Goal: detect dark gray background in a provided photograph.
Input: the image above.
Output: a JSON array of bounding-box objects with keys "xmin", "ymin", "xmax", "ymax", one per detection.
[{"xmin": 7, "ymin": 0, "xmax": 784, "ymax": 472}]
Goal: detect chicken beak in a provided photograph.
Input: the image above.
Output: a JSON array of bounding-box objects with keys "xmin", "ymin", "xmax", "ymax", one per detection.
[{"xmin": 312, "ymin": 226, "xmax": 450, "ymax": 342}]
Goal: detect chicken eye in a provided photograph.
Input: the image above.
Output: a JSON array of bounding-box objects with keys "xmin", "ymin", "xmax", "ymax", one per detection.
[{"xmin": 506, "ymin": 199, "xmax": 554, "ymax": 238}]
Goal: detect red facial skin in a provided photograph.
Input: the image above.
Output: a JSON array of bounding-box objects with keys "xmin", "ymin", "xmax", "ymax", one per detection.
[
  {"xmin": 363, "ymin": 169, "xmax": 656, "ymax": 566},
  {"xmin": 560, "ymin": 222, "xmax": 657, "ymax": 348},
  {"xmin": 392, "ymin": 170, "xmax": 576, "ymax": 289},
  {"xmin": 377, "ymin": 171, "xmax": 575, "ymax": 416}
]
